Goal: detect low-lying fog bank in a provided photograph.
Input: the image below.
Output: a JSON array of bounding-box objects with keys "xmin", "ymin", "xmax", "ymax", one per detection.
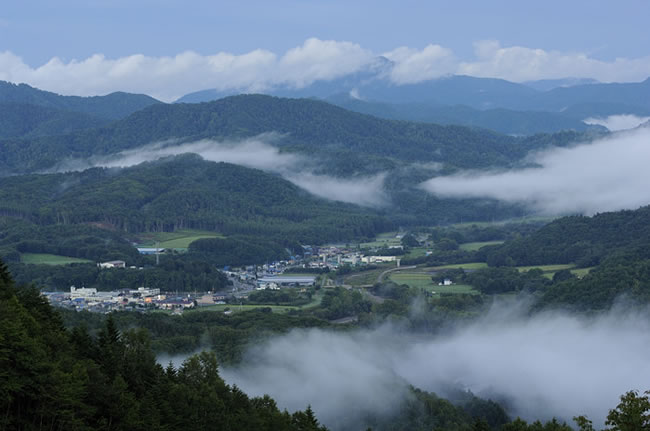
[{"xmin": 217, "ymin": 302, "xmax": 650, "ymax": 429}]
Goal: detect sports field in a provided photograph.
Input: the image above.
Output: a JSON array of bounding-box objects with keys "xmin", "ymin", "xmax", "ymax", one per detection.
[
  {"xmin": 138, "ymin": 229, "xmax": 224, "ymax": 249},
  {"xmin": 20, "ymin": 253, "xmax": 93, "ymax": 265}
]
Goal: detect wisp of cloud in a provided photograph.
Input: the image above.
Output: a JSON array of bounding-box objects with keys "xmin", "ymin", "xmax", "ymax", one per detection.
[
  {"xmin": 420, "ymin": 127, "xmax": 650, "ymax": 215},
  {"xmin": 221, "ymin": 304, "xmax": 650, "ymax": 430},
  {"xmin": 51, "ymin": 134, "xmax": 388, "ymax": 207}
]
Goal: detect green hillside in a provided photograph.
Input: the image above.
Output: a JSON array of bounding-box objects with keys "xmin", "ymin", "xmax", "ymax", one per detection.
[
  {"xmin": 0, "ymin": 102, "xmax": 109, "ymax": 139},
  {"xmin": 0, "ymin": 80, "xmax": 161, "ymax": 120},
  {"xmin": 0, "ymin": 94, "xmax": 584, "ymax": 175},
  {"xmin": 0, "ymin": 155, "xmax": 390, "ymax": 242}
]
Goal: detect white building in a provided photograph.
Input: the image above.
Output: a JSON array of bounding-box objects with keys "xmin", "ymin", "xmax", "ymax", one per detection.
[
  {"xmin": 97, "ymin": 260, "xmax": 126, "ymax": 269},
  {"xmin": 70, "ymin": 286, "xmax": 98, "ymax": 300}
]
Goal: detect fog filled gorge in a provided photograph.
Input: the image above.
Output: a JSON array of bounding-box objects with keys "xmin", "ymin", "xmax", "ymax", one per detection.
[
  {"xmin": 48, "ymin": 134, "xmax": 389, "ymax": 207},
  {"xmin": 151, "ymin": 302, "xmax": 650, "ymax": 430}
]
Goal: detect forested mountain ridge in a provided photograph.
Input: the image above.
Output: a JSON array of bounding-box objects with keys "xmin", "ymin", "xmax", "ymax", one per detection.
[
  {"xmin": 0, "ymin": 155, "xmax": 391, "ymax": 241},
  {"xmin": 0, "ymin": 93, "xmax": 588, "ymax": 175},
  {"xmin": 0, "ymin": 102, "xmax": 109, "ymax": 139},
  {"xmin": 0, "ymin": 80, "xmax": 161, "ymax": 120},
  {"xmin": 177, "ymin": 73, "xmax": 650, "ymax": 116},
  {"xmin": 325, "ymin": 95, "xmax": 606, "ymax": 136},
  {"xmin": 485, "ymin": 206, "xmax": 650, "ymax": 267}
]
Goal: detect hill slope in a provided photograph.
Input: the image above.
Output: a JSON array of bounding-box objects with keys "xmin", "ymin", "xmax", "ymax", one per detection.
[
  {"xmin": 0, "ymin": 80, "xmax": 161, "ymax": 119},
  {"xmin": 326, "ymin": 95, "xmax": 604, "ymax": 135},
  {"xmin": 0, "ymin": 154, "xmax": 391, "ymax": 243},
  {"xmin": 0, "ymin": 94, "xmax": 585, "ymax": 175},
  {"xmin": 0, "ymin": 102, "xmax": 109, "ymax": 139}
]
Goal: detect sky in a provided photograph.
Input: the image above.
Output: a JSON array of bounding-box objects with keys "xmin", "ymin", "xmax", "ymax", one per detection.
[{"xmin": 2, "ymin": 1, "xmax": 650, "ymax": 100}]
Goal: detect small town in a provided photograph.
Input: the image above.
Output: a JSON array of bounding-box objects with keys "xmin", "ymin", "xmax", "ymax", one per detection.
[{"xmin": 43, "ymin": 235, "xmax": 430, "ymax": 313}]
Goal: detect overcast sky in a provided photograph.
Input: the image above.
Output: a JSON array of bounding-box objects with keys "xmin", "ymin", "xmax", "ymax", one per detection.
[{"xmin": 2, "ymin": 1, "xmax": 650, "ymax": 100}]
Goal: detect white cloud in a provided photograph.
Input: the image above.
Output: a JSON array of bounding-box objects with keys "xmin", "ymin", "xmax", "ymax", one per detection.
[
  {"xmin": 459, "ymin": 40, "xmax": 650, "ymax": 83},
  {"xmin": 382, "ymin": 44, "xmax": 456, "ymax": 84},
  {"xmin": 584, "ymin": 114, "xmax": 650, "ymax": 131},
  {"xmin": 0, "ymin": 39, "xmax": 370, "ymax": 101},
  {"xmin": 420, "ymin": 127, "xmax": 650, "ymax": 215},
  {"xmin": 2, "ymin": 39, "xmax": 650, "ymax": 101},
  {"xmin": 278, "ymin": 38, "xmax": 373, "ymax": 88},
  {"xmin": 50, "ymin": 135, "xmax": 388, "ymax": 207}
]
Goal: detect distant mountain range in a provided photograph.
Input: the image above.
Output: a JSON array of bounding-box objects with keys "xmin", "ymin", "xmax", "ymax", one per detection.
[
  {"xmin": 0, "ymin": 94, "xmax": 586, "ymax": 176},
  {"xmin": 175, "ymin": 68, "xmax": 650, "ymax": 135},
  {"xmin": 176, "ymin": 69, "xmax": 650, "ymax": 114}
]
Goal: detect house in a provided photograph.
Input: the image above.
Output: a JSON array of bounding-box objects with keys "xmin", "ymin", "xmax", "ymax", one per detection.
[
  {"xmin": 137, "ymin": 247, "xmax": 166, "ymax": 255},
  {"xmin": 361, "ymin": 256, "xmax": 397, "ymax": 264},
  {"xmin": 97, "ymin": 260, "xmax": 126, "ymax": 269},
  {"xmin": 156, "ymin": 298, "xmax": 195, "ymax": 310},
  {"xmin": 438, "ymin": 279, "xmax": 453, "ymax": 286}
]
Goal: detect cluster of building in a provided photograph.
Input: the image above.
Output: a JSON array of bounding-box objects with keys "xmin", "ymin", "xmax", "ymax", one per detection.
[
  {"xmin": 49, "ymin": 234, "xmax": 422, "ymax": 312},
  {"xmin": 44, "ymin": 286, "xmax": 200, "ymax": 313}
]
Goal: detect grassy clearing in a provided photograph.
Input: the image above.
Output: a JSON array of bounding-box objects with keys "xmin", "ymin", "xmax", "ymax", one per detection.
[
  {"xmin": 138, "ymin": 229, "xmax": 224, "ymax": 249},
  {"xmin": 571, "ymin": 267, "xmax": 595, "ymax": 278},
  {"xmin": 21, "ymin": 253, "xmax": 93, "ymax": 265},
  {"xmin": 459, "ymin": 240, "xmax": 505, "ymax": 251},
  {"xmin": 389, "ymin": 272, "xmax": 479, "ymax": 295},
  {"xmin": 403, "ymin": 247, "xmax": 428, "ymax": 259},
  {"xmin": 360, "ymin": 231, "xmax": 402, "ymax": 248},
  {"xmin": 516, "ymin": 264, "xmax": 575, "ymax": 273}
]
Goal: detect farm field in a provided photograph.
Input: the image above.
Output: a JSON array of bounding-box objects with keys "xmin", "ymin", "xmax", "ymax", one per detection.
[
  {"xmin": 359, "ymin": 232, "xmax": 401, "ymax": 248},
  {"xmin": 459, "ymin": 240, "xmax": 505, "ymax": 251},
  {"xmin": 20, "ymin": 253, "xmax": 93, "ymax": 265},
  {"xmin": 389, "ymin": 271, "xmax": 479, "ymax": 295},
  {"xmin": 516, "ymin": 264, "xmax": 575, "ymax": 279},
  {"xmin": 137, "ymin": 229, "xmax": 224, "ymax": 249},
  {"xmin": 571, "ymin": 267, "xmax": 595, "ymax": 278},
  {"xmin": 403, "ymin": 247, "xmax": 428, "ymax": 259},
  {"xmin": 516, "ymin": 264, "xmax": 575, "ymax": 273}
]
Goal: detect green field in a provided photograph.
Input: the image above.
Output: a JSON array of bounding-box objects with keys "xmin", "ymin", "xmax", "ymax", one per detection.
[
  {"xmin": 403, "ymin": 247, "xmax": 428, "ymax": 259},
  {"xmin": 428, "ymin": 262, "xmax": 488, "ymax": 271},
  {"xmin": 571, "ymin": 267, "xmax": 594, "ymax": 278},
  {"xmin": 389, "ymin": 272, "xmax": 479, "ymax": 295},
  {"xmin": 344, "ymin": 268, "xmax": 386, "ymax": 286},
  {"xmin": 359, "ymin": 232, "xmax": 402, "ymax": 248},
  {"xmin": 137, "ymin": 229, "xmax": 225, "ymax": 249},
  {"xmin": 516, "ymin": 264, "xmax": 575, "ymax": 273},
  {"xmin": 459, "ymin": 240, "xmax": 505, "ymax": 251},
  {"xmin": 21, "ymin": 253, "xmax": 93, "ymax": 266}
]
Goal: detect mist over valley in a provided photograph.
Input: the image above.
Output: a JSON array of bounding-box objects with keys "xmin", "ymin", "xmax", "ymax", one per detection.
[{"xmin": 3, "ymin": 5, "xmax": 650, "ymax": 429}]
